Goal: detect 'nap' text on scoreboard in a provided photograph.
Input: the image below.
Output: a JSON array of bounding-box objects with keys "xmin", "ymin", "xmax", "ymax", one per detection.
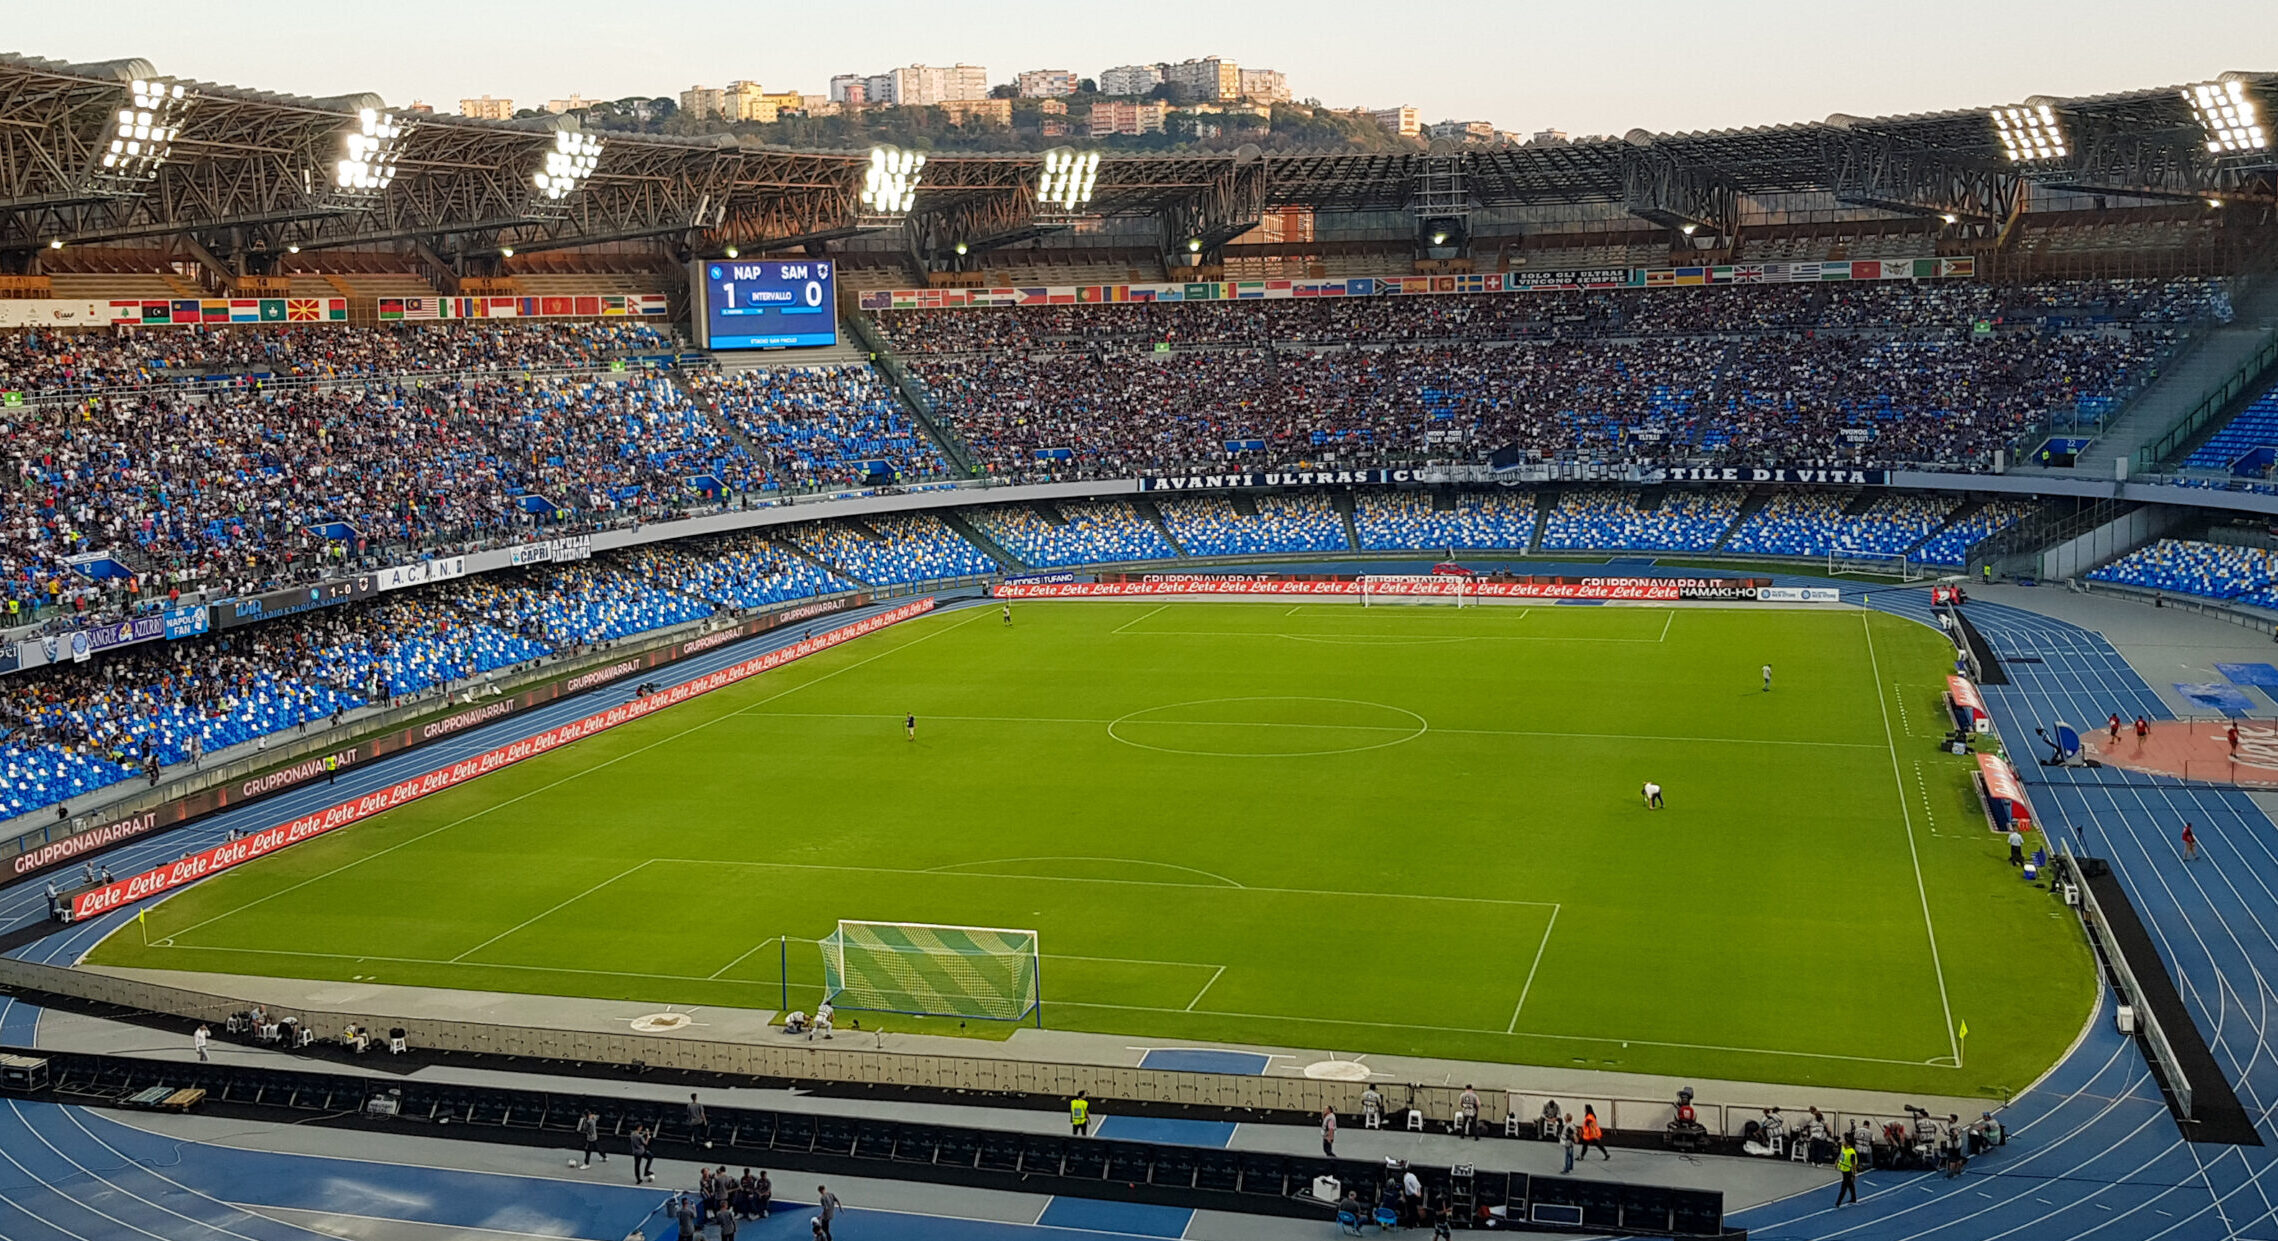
[{"xmin": 693, "ymin": 260, "xmax": 838, "ymax": 350}]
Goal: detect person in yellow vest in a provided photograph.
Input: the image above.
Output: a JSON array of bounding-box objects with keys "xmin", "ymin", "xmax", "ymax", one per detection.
[
  {"xmin": 1070, "ymin": 1090, "xmax": 1090, "ymax": 1137},
  {"xmin": 325, "ymin": 754, "xmax": 339, "ymax": 784},
  {"xmin": 1835, "ymin": 1136, "xmax": 1860, "ymax": 1206}
]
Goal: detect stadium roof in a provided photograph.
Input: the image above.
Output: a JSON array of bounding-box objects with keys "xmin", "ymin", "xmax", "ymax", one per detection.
[{"xmin": 0, "ymin": 52, "xmax": 2269, "ymax": 259}]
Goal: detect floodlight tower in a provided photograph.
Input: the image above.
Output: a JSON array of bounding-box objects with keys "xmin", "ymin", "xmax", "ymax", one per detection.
[
  {"xmin": 1989, "ymin": 99, "xmax": 2071, "ymax": 167},
  {"xmin": 85, "ymin": 76, "xmax": 191, "ymax": 195},
  {"xmin": 1034, "ymin": 147, "xmax": 1100, "ymax": 221},
  {"xmin": 2183, "ymin": 76, "xmax": 2270, "ymax": 162},
  {"xmin": 527, "ymin": 125, "xmax": 604, "ymax": 217},
  {"xmin": 857, "ymin": 144, "xmax": 926, "ymax": 225}
]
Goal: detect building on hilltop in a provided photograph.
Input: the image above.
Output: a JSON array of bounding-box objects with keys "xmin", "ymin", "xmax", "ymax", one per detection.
[
  {"xmin": 1015, "ymin": 70, "xmax": 1079, "ymax": 98},
  {"xmin": 459, "ymin": 95, "xmax": 514, "ymax": 120},
  {"xmin": 1090, "ymin": 100, "xmax": 1168, "ymax": 137},
  {"xmin": 1164, "ymin": 57, "xmax": 1241, "ymax": 102},
  {"xmin": 1098, "ymin": 63, "xmax": 1165, "ymax": 97},
  {"xmin": 1371, "ymin": 105, "xmax": 1421, "ymax": 138},
  {"xmin": 1237, "ymin": 68, "xmax": 1289, "ymax": 104}
]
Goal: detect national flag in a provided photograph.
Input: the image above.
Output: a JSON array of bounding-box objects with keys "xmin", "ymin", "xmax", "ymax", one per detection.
[
  {"xmin": 1128, "ymin": 287, "xmax": 1155, "ymax": 302},
  {"xmin": 145, "ymin": 302, "xmax": 175, "ymax": 324},
  {"xmin": 200, "ymin": 300, "xmax": 230, "ymax": 323},
  {"xmin": 1183, "ymin": 283, "xmax": 1217, "ymax": 301},
  {"xmin": 602, "ymin": 295, "xmax": 628, "ymax": 315},
  {"xmin": 1047, "ymin": 293, "xmax": 1075, "ymax": 304},
  {"xmin": 229, "ymin": 299, "xmax": 262, "ymax": 322},
  {"xmin": 1645, "ymin": 269, "xmax": 1675, "ymax": 286},
  {"xmin": 1852, "ymin": 261, "xmax": 1881, "ymax": 281},
  {"xmin": 1672, "ymin": 268, "xmax": 1705, "ymax": 286},
  {"xmin": 1945, "ymin": 256, "xmax": 1976, "ymax": 277},
  {"xmin": 859, "ymin": 292, "xmax": 891, "ymax": 310},
  {"xmin": 326, "ymin": 299, "xmax": 348, "ymax": 321},
  {"xmin": 573, "ymin": 296, "xmax": 601, "ymax": 317},
  {"xmin": 259, "ymin": 299, "xmax": 288, "ymax": 322},
  {"xmin": 378, "ymin": 297, "xmax": 405, "ymax": 320},
  {"xmin": 1018, "ymin": 287, "xmax": 1048, "ymax": 306},
  {"xmin": 540, "ymin": 296, "xmax": 573, "ymax": 317},
  {"xmin": 1730, "ymin": 265, "xmax": 1765, "ymax": 282},
  {"xmin": 490, "ymin": 296, "xmax": 521, "ymax": 316},
  {"xmin": 1821, "ymin": 262, "xmax": 1854, "ymax": 281}
]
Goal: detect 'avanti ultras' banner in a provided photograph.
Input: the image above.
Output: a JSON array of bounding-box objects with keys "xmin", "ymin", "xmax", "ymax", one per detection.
[
  {"xmin": 996, "ymin": 577, "xmax": 1778, "ymax": 602},
  {"xmin": 65, "ymin": 598, "xmax": 933, "ymax": 920}
]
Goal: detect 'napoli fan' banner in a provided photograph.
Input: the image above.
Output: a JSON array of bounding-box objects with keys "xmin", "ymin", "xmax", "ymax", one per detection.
[{"xmin": 67, "ymin": 598, "xmax": 935, "ymax": 920}]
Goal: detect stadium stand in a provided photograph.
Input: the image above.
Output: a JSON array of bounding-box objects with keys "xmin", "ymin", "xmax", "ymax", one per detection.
[
  {"xmin": 1720, "ymin": 493, "xmax": 1860, "ymax": 558},
  {"xmin": 966, "ymin": 499, "xmax": 1179, "ymax": 567},
  {"xmin": 696, "ymin": 365, "xmax": 952, "ymax": 489},
  {"xmin": 885, "ymin": 280, "xmax": 2217, "ymax": 481},
  {"xmin": 1913, "ymin": 498, "xmax": 2037, "ymax": 568},
  {"xmin": 1537, "ymin": 489, "xmax": 1742, "ymax": 552},
  {"xmin": 620, "ymin": 533, "xmax": 859, "ymax": 611},
  {"xmin": 1156, "ymin": 494, "xmax": 1350, "ymax": 557},
  {"xmin": 2184, "ymin": 379, "xmax": 2278, "ymax": 473},
  {"xmin": 1352, "ymin": 491, "xmax": 1538, "ymax": 550},
  {"xmin": 2085, "ymin": 538, "xmax": 2278, "ymax": 604},
  {"xmin": 787, "ymin": 513, "xmax": 996, "ymax": 585}
]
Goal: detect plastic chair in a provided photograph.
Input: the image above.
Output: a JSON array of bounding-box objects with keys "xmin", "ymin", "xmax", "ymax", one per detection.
[
  {"xmin": 1337, "ymin": 1210, "xmax": 1363, "ymax": 1236},
  {"xmin": 1374, "ymin": 1206, "xmax": 1400, "ymax": 1231},
  {"xmin": 1406, "ymin": 1109, "xmax": 1425, "ymax": 1132}
]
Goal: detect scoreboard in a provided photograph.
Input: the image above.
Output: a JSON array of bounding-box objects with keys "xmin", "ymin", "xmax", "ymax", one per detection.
[{"xmin": 692, "ymin": 259, "xmax": 838, "ymax": 350}]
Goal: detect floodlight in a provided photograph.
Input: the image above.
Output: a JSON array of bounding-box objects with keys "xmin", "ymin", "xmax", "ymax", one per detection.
[
  {"xmin": 47, "ymin": 239, "xmax": 63, "ymax": 250},
  {"xmin": 286, "ymin": 243, "xmax": 301, "ymax": 253},
  {"xmin": 92, "ymin": 77, "xmax": 190, "ymax": 188},
  {"xmin": 2208, "ymin": 197, "xmax": 2225, "ymax": 209},
  {"xmin": 1940, "ymin": 213, "xmax": 1959, "ymax": 224},
  {"xmin": 953, "ymin": 242, "xmax": 968, "ymax": 255},
  {"xmin": 1990, "ymin": 103, "xmax": 2067, "ymax": 163},
  {"xmin": 860, "ymin": 145, "xmax": 925, "ymax": 214},
  {"xmin": 1036, "ymin": 148, "xmax": 1100, "ymax": 211},
  {"xmin": 499, "ymin": 246, "xmax": 515, "ymax": 258},
  {"xmin": 1186, "ymin": 237, "xmax": 1202, "ymax": 252},
  {"xmin": 1431, "ymin": 231, "xmax": 1449, "ymax": 245},
  {"xmin": 534, "ymin": 129, "xmax": 602, "ymax": 200},
  {"xmin": 723, "ymin": 245, "xmax": 739, "ymax": 258},
  {"xmin": 334, "ymin": 108, "xmax": 408, "ymax": 194},
  {"xmin": 2185, "ymin": 80, "xmax": 2268, "ymax": 155},
  {"xmin": 1678, "ymin": 223, "xmax": 1697, "ymax": 236}
]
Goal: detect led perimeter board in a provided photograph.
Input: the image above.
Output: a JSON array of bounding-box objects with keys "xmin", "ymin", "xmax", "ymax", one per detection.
[{"xmin": 691, "ymin": 259, "xmax": 838, "ymax": 350}]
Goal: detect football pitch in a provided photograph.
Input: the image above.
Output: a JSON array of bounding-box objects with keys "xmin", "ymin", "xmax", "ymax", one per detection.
[{"xmin": 95, "ymin": 599, "xmax": 2094, "ymax": 1096}]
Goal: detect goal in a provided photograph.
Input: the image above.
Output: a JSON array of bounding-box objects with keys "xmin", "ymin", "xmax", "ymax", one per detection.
[
  {"xmin": 1825, "ymin": 550, "xmax": 1925, "ymax": 581},
  {"xmin": 1359, "ymin": 574, "xmax": 1473, "ymax": 606},
  {"xmin": 819, "ymin": 920, "xmax": 1043, "ymax": 1024}
]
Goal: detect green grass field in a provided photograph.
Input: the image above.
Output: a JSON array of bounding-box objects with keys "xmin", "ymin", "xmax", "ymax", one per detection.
[{"xmin": 96, "ymin": 600, "xmax": 2093, "ymax": 1096}]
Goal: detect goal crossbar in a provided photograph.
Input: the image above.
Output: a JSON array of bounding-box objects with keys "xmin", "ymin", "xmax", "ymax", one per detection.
[{"xmin": 820, "ymin": 919, "xmax": 1043, "ymax": 1024}]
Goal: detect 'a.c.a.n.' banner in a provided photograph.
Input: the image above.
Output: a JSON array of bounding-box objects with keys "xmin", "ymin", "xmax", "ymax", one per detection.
[{"xmin": 68, "ymin": 598, "xmax": 936, "ymax": 921}]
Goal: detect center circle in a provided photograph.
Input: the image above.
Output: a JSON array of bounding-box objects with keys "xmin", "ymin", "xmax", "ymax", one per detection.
[
  {"xmin": 1107, "ymin": 696, "xmax": 1427, "ymax": 758},
  {"xmin": 1303, "ymin": 1059, "xmax": 1374, "ymax": 1081}
]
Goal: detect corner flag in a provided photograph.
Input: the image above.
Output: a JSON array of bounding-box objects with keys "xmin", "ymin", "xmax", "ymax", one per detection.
[{"xmin": 1957, "ymin": 1019, "xmax": 1969, "ymax": 1040}]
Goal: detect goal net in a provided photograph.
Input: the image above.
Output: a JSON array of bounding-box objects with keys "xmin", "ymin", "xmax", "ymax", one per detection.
[
  {"xmin": 1359, "ymin": 574, "xmax": 1473, "ymax": 606},
  {"xmin": 819, "ymin": 920, "xmax": 1042, "ymax": 1022},
  {"xmin": 1825, "ymin": 550, "xmax": 1924, "ymax": 581}
]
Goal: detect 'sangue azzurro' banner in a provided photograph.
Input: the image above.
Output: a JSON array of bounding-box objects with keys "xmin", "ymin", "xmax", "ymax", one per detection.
[{"xmin": 859, "ymin": 257, "xmax": 1976, "ymax": 312}]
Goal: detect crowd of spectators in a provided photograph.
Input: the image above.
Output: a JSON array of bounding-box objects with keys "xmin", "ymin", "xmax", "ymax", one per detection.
[
  {"xmin": 883, "ymin": 277, "xmax": 2222, "ymax": 483},
  {"xmin": 0, "ymin": 321, "xmax": 679, "ymax": 396},
  {"xmin": 966, "ymin": 500, "xmax": 1176, "ymax": 568},
  {"xmin": 873, "ymin": 278, "xmax": 2230, "ymax": 354},
  {"xmin": 696, "ymin": 367, "xmax": 951, "ymax": 490}
]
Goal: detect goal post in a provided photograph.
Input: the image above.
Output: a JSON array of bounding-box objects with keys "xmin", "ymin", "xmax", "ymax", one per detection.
[
  {"xmin": 1359, "ymin": 574, "xmax": 1473, "ymax": 606},
  {"xmin": 819, "ymin": 920, "xmax": 1043, "ymax": 1025}
]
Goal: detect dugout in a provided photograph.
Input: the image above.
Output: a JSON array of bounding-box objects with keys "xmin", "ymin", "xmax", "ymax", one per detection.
[
  {"xmin": 1946, "ymin": 675, "xmax": 1991, "ymax": 733},
  {"xmin": 1974, "ymin": 753, "xmax": 2035, "ymax": 832}
]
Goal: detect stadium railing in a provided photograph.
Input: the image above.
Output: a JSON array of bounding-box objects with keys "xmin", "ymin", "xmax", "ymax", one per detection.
[
  {"xmin": 2056, "ymin": 838, "xmax": 2195, "ymax": 1119},
  {"xmin": 0, "ymin": 952, "xmax": 1992, "ymax": 1145}
]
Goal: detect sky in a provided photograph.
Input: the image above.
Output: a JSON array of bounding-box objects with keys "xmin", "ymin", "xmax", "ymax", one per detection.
[{"xmin": 20, "ymin": 0, "xmax": 2276, "ymax": 136}]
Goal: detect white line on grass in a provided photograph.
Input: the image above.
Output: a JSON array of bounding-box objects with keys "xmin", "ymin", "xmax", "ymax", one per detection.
[
  {"xmin": 1863, "ymin": 610, "xmax": 1961, "ymax": 1065},
  {"xmin": 644, "ymin": 856, "xmax": 1562, "ymax": 910},
  {"xmin": 1658, "ymin": 610, "xmax": 1675, "ymax": 642},
  {"xmin": 707, "ymin": 935, "xmax": 785, "ymax": 980},
  {"xmin": 1186, "ymin": 965, "xmax": 1228, "ymax": 1012},
  {"xmin": 753, "ymin": 711, "xmax": 1881, "ymax": 751},
  {"xmin": 1111, "ymin": 604, "xmax": 1169, "ymax": 634},
  {"xmin": 449, "ymin": 859, "xmax": 655, "ymax": 963},
  {"xmin": 1118, "ymin": 629, "xmax": 1670, "ymax": 644},
  {"xmin": 1507, "ymin": 904, "xmax": 1561, "ymax": 1033},
  {"xmin": 159, "ymin": 608, "xmax": 992, "ymax": 944},
  {"xmin": 925, "ymin": 855, "xmax": 1247, "ymax": 888}
]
